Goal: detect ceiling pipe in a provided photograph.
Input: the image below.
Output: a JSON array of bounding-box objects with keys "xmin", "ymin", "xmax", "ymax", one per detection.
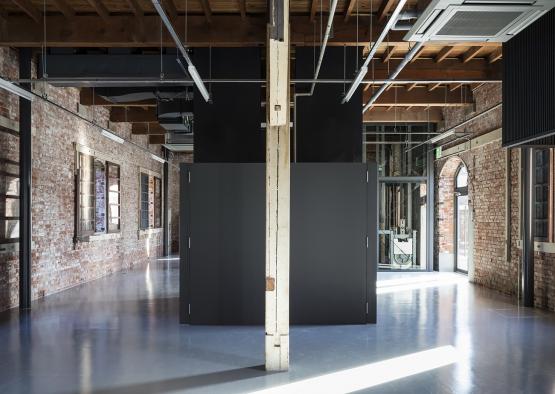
[
  {"xmin": 298, "ymin": 0, "xmax": 339, "ymax": 97},
  {"xmin": 404, "ymin": 102, "xmax": 503, "ymax": 153},
  {"xmin": 12, "ymin": 78, "xmax": 501, "ymax": 86},
  {"xmin": 362, "ymin": 41, "xmax": 425, "ymax": 113},
  {"xmin": 342, "ymin": 0, "xmax": 409, "ymax": 104},
  {"xmin": 151, "ymin": 0, "xmax": 210, "ymax": 102}
]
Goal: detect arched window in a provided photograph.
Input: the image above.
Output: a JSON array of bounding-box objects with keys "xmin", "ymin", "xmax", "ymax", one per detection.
[
  {"xmin": 456, "ymin": 165, "xmax": 468, "ymax": 190},
  {"xmin": 454, "ymin": 164, "xmax": 469, "ymax": 273}
]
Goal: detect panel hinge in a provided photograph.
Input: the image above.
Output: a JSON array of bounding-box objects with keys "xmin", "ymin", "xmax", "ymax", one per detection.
[
  {"xmin": 188, "ymin": 304, "xmax": 191, "ymax": 315},
  {"xmin": 188, "ymin": 171, "xmax": 191, "ymax": 183},
  {"xmin": 366, "ymin": 302, "xmax": 368, "ymax": 314},
  {"xmin": 366, "ymin": 170, "xmax": 368, "ymax": 183},
  {"xmin": 366, "ymin": 236, "xmax": 368, "ymax": 248},
  {"xmin": 188, "ymin": 236, "xmax": 191, "ymax": 249}
]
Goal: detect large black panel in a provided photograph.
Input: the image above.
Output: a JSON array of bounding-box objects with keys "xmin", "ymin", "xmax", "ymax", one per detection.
[
  {"xmin": 290, "ymin": 164, "xmax": 369, "ymax": 324},
  {"xmin": 503, "ymin": 9, "xmax": 555, "ymax": 147},
  {"xmin": 180, "ymin": 163, "xmax": 377, "ymax": 325},
  {"xmin": 295, "ymin": 47, "xmax": 363, "ymax": 162},
  {"xmin": 180, "ymin": 164, "xmax": 266, "ymax": 325},
  {"xmin": 192, "ymin": 48, "xmax": 265, "ymax": 162}
]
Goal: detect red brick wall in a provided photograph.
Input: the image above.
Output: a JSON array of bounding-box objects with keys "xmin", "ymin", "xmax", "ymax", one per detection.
[
  {"xmin": 0, "ymin": 47, "xmax": 171, "ymax": 311},
  {"xmin": 435, "ymin": 83, "xmax": 555, "ymax": 312}
]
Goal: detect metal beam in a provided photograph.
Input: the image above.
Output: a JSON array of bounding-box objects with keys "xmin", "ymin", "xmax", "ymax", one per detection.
[{"xmin": 19, "ymin": 48, "xmax": 32, "ymax": 310}]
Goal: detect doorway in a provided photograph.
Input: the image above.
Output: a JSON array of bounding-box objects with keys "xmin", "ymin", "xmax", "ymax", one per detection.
[{"xmin": 454, "ymin": 166, "xmax": 469, "ymax": 273}]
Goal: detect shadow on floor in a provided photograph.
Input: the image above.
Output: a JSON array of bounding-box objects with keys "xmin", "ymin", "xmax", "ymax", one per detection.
[{"xmin": 87, "ymin": 365, "xmax": 269, "ymax": 394}]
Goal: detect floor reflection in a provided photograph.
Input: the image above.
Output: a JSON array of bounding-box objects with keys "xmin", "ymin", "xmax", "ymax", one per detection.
[{"xmin": 0, "ymin": 263, "xmax": 554, "ymax": 394}]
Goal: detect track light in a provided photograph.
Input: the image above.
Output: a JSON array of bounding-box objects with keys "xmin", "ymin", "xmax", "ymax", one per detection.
[
  {"xmin": 151, "ymin": 0, "xmax": 210, "ymax": 102},
  {"xmin": 0, "ymin": 77, "xmax": 34, "ymax": 101},
  {"xmin": 342, "ymin": 66, "xmax": 368, "ymax": 104},
  {"xmin": 151, "ymin": 153, "xmax": 166, "ymax": 163},
  {"xmin": 188, "ymin": 65, "xmax": 210, "ymax": 102},
  {"xmin": 101, "ymin": 129, "xmax": 124, "ymax": 144}
]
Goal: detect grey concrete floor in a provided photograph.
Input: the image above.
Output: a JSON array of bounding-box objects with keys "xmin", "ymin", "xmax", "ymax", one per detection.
[{"xmin": 1, "ymin": 259, "xmax": 555, "ymax": 394}]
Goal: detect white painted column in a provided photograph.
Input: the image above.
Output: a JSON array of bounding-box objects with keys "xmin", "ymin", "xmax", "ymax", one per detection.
[{"xmin": 265, "ymin": 0, "xmax": 290, "ymax": 372}]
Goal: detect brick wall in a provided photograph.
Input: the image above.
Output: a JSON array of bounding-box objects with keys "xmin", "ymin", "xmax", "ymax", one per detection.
[
  {"xmin": 435, "ymin": 83, "xmax": 555, "ymax": 312},
  {"xmin": 0, "ymin": 47, "xmax": 171, "ymax": 311}
]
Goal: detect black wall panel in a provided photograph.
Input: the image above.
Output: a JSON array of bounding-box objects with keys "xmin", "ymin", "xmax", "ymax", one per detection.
[
  {"xmin": 295, "ymin": 47, "xmax": 363, "ymax": 162},
  {"xmin": 180, "ymin": 163, "xmax": 378, "ymax": 325},
  {"xmin": 290, "ymin": 164, "xmax": 368, "ymax": 324},
  {"xmin": 192, "ymin": 48, "xmax": 265, "ymax": 162},
  {"xmin": 503, "ymin": 9, "xmax": 555, "ymax": 147}
]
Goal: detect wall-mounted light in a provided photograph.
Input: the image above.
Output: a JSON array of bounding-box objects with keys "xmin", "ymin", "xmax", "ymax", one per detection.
[
  {"xmin": 151, "ymin": 153, "xmax": 165, "ymax": 163},
  {"xmin": 0, "ymin": 77, "xmax": 34, "ymax": 101},
  {"xmin": 101, "ymin": 129, "xmax": 124, "ymax": 144}
]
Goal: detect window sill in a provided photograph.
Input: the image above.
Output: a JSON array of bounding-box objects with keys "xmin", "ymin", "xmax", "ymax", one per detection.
[
  {"xmin": 77, "ymin": 232, "xmax": 122, "ymax": 243},
  {"xmin": 138, "ymin": 228, "xmax": 163, "ymax": 238}
]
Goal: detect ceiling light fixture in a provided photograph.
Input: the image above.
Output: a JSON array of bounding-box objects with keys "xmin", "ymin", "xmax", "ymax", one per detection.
[
  {"xmin": 151, "ymin": 153, "xmax": 166, "ymax": 163},
  {"xmin": 101, "ymin": 129, "xmax": 124, "ymax": 144},
  {"xmin": 151, "ymin": 0, "xmax": 210, "ymax": 102}
]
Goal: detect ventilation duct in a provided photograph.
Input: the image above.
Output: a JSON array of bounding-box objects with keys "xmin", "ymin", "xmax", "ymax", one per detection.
[
  {"xmin": 157, "ymin": 99, "xmax": 194, "ymax": 134},
  {"xmin": 96, "ymin": 87, "xmax": 191, "ymax": 103},
  {"xmin": 405, "ymin": 0, "xmax": 555, "ymax": 42}
]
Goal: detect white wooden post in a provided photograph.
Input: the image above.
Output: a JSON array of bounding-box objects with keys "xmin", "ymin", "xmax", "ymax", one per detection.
[{"xmin": 265, "ymin": 0, "xmax": 290, "ymax": 372}]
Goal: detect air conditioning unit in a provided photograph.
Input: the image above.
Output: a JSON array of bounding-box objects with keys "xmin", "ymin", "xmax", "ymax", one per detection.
[{"xmin": 404, "ymin": 0, "xmax": 555, "ymax": 42}]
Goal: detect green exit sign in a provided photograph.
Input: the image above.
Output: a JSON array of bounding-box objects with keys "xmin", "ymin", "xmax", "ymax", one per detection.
[{"xmin": 435, "ymin": 146, "xmax": 442, "ymax": 159}]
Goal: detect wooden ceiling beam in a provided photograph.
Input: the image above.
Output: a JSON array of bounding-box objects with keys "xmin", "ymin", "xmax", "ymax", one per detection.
[
  {"xmin": 409, "ymin": 46, "xmax": 425, "ymax": 63},
  {"xmin": 52, "ymin": 0, "xmax": 75, "ymax": 19},
  {"xmin": 124, "ymin": 0, "xmax": 144, "ymax": 26},
  {"xmin": 435, "ymin": 46, "xmax": 455, "ymax": 63},
  {"xmin": 382, "ymin": 45, "xmax": 399, "ymax": 63},
  {"xmin": 488, "ymin": 47, "xmax": 502, "ymax": 64},
  {"xmin": 85, "ymin": 0, "xmax": 110, "ymax": 24},
  {"xmin": 238, "ymin": 0, "xmax": 247, "ymax": 20},
  {"xmin": 310, "ymin": 0, "xmax": 318, "ymax": 22},
  {"xmin": 364, "ymin": 107, "xmax": 443, "ymax": 123},
  {"xmin": 462, "ymin": 46, "xmax": 483, "ymax": 63},
  {"xmin": 344, "ymin": 0, "xmax": 357, "ymax": 22},
  {"xmin": 428, "ymin": 83, "xmax": 441, "ymax": 92},
  {"xmin": 161, "ymin": 0, "xmax": 178, "ymax": 22},
  {"xmin": 110, "ymin": 107, "xmax": 156, "ymax": 122},
  {"xmin": 0, "ymin": 15, "xmax": 504, "ymax": 48},
  {"xmin": 366, "ymin": 85, "xmax": 474, "ymax": 107},
  {"xmin": 11, "ymin": 0, "xmax": 41, "ymax": 23},
  {"xmin": 377, "ymin": 0, "xmax": 397, "ymax": 22},
  {"xmin": 199, "ymin": 0, "xmax": 213, "ymax": 24}
]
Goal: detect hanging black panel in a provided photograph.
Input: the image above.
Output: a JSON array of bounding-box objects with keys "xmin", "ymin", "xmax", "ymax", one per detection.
[
  {"xmin": 503, "ymin": 9, "xmax": 555, "ymax": 147},
  {"xmin": 295, "ymin": 47, "xmax": 363, "ymax": 162},
  {"xmin": 192, "ymin": 48, "xmax": 265, "ymax": 162}
]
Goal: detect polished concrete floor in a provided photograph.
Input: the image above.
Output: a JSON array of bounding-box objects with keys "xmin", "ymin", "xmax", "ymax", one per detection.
[{"xmin": 1, "ymin": 259, "xmax": 555, "ymax": 394}]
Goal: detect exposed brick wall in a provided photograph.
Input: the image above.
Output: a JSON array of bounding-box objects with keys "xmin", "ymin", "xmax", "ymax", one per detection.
[
  {"xmin": 0, "ymin": 47, "xmax": 171, "ymax": 311},
  {"xmin": 435, "ymin": 83, "xmax": 555, "ymax": 312}
]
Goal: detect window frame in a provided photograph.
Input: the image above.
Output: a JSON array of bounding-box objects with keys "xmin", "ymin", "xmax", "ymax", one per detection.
[
  {"xmin": 532, "ymin": 148, "xmax": 553, "ymax": 243},
  {"xmin": 138, "ymin": 168, "xmax": 163, "ymax": 233},
  {"xmin": 74, "ymin": 144, "xmax": 122, "ymax": 242}
]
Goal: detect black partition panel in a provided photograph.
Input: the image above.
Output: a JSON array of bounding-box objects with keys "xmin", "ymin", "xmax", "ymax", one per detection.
[{"xmin": 180, "ymin": 163, "xmax": 377, "ymax": 325}]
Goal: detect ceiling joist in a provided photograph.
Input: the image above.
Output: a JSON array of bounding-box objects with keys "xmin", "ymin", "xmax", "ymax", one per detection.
[{"xmin": 11, "ymin": 0, "xmax": 40, "ymax": 23}]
